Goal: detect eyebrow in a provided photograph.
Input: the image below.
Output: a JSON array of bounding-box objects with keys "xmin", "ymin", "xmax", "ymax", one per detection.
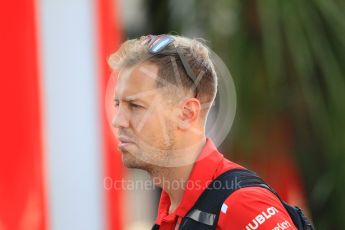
[
  {"xmin": 113, "ymin": 96, "xmax": 147, "ymax": 105},
  {"xmin": 114, "ymin": 88, "xmax": 160, "ymax": 105}
]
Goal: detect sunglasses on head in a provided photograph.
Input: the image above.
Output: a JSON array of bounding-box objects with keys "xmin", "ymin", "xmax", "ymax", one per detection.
[{"xmin": 145, "ymin": 35, "xmax": 199, "ymax": 97}]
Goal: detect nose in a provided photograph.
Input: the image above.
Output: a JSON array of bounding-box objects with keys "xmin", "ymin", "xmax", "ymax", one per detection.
[{"xmin": 112, "ymin": 106, "xmax": 129, "ymax": 128}]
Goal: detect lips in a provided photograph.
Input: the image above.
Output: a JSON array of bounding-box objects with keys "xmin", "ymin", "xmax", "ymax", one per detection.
[
  {"xmin": 118, "ymin": 136, "xmax": 134, "ymax": 144},
  {"xmin": 117, "ymin": 136, "xmax": 135, "ymax": 150}
]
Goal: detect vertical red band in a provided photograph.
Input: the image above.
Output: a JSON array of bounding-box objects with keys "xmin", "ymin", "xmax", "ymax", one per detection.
[
  {"xmin": 95, "ymin": 0, "xmax": 124, "ymax": 229},
  {"xmin": 0, "ymin": 0, "xmax": 47, "ymax": 229}
]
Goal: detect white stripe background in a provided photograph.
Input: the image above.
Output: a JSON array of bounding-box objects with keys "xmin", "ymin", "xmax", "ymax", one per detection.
[{"xmin": 37, "ymin": 0, "xmax": 105, "ymax": 229}]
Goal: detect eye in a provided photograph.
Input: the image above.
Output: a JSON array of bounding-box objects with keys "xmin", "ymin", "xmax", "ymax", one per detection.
[{"xmin": 129, "ymin": 103, "xmax": 143, "ymax": 110}]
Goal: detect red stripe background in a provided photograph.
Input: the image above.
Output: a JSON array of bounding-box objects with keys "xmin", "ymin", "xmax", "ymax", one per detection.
[
  {"xmin": 0, "ymin": 0, "xmax": 47, "ymax": 229},
  {"xmin": 96, "ymin": 0, "xmax": 124, "ymax": 229}
]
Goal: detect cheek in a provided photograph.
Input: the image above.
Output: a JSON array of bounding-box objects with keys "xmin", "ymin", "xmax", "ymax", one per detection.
[
  {"xmin": 135, "ymin": 112, "xmax": 173, "ymax": 144},
  {"xmin": 131, "ymin": 110, "xmax": 159, "ymax": 137}
]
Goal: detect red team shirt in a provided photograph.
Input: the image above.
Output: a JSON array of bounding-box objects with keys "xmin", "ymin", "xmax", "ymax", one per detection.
[{"xmin": 154, "ymin": 138, "xmax": 297, "ymax": 230}]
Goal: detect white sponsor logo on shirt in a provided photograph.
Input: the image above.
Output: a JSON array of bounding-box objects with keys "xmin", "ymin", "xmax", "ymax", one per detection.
[
  {"xmin": 246, "ymin": 206, "xmax": 279, "ymax": 230},
  {"xmin": 272, "ymin": 220, "xmax": 292, "ymax": 230},
  {"xmin": 221, "ymin": 203, "xmax": 228, "ymax": 214}
]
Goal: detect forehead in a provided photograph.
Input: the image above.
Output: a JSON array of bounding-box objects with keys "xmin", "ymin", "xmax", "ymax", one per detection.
[{"xmin": 115, "ymin": 62, "xmax": 160, "ymax": 100}]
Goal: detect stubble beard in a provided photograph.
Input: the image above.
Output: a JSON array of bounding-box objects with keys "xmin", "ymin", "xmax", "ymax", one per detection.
[{"xmin": 121, "ymin": 133, "xmax": 175, "ymax": 172}]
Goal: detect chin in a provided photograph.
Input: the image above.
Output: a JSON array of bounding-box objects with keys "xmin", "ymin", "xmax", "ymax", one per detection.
[{"xmin": 121, "ymin": 151, "xmax": 146, "ymax": 169}]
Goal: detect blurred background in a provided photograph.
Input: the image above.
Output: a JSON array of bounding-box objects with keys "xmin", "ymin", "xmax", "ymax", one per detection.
[{"xmin": 1, "ymin": 0, "xmax": 345, "ymax": 229}]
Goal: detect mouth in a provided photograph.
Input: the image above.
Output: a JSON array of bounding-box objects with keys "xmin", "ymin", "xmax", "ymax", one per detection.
[{"xmin": 117, "ymin": 136, "xmax": 135, "ymax": 150}]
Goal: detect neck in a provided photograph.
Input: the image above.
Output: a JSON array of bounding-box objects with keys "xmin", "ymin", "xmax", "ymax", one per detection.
[{"xmin": 149, "ymin": 136, "xmax": 207, "ymax": 214}]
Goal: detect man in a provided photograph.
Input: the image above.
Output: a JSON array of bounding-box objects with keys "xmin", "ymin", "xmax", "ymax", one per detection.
[{"xmin": 109, "ymin": 35, "xmax": 298, "ymax": 229}]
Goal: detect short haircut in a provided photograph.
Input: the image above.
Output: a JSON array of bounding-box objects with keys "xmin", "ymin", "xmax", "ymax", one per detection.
[{"xmin": 108, "ymin": 35, "xmax": 218, "ymax": 117}]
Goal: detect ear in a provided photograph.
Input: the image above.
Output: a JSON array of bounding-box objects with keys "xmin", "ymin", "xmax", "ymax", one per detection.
[{"xmin": 177, "ymin": 98, "xmax": 201, "ymax": 130}]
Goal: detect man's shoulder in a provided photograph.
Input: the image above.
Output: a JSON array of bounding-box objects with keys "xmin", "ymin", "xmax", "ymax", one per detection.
[{"xmin": 217, "ymin": 186, "xmax": 297, "ymax": 229}]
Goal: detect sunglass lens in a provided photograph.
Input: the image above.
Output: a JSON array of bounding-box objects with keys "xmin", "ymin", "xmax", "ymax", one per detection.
[{"xmin": 149, "ymin": 35, "xmax": 175, "ymax": 54}]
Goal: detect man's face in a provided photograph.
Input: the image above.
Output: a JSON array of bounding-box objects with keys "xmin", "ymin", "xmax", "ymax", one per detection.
[{"xmin": 113, "ymin": 62, "xmax": 178, "ymax": 169}]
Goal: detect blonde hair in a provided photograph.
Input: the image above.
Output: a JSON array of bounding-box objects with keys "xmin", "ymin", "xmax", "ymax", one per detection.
[{"xmin": 108, "ymin": 35, "xmax": 218, "ymax": 112}]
